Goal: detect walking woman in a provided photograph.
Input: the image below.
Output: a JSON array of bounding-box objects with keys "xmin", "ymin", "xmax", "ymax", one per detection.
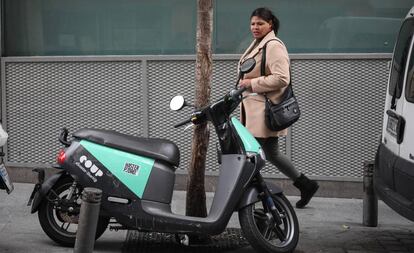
[{"xmin": 238, "ymin": 7, "xmax": 318, "ymax": 208}]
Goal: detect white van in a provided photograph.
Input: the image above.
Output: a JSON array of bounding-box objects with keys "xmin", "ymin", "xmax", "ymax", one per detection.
[{"xmin": 375, "ymin": 6, "xmax": 414, "ymax": 221}]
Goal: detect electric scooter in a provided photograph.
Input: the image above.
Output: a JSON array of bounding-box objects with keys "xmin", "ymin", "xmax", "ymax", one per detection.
[{"xmin": 28, "ymin": 58, "xmax": 299, "ymax": 253}]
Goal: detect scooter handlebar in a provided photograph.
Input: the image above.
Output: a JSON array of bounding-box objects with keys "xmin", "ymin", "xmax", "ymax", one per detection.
[
  {"xmin": 173, "ymin": 87, "xmax": 245, "ymax": 128},
  {"xmin": 229, "ymin": 87, "xmax": 247, "ymax": 100},
  {"xmin": 174, "ymin": 118, "xmax": 192, "ymax": 128}
]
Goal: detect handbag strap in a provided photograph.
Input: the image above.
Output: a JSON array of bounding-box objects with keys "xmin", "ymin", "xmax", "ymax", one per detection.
[
  {"xmin": 261, "ymin": 40, "xmax": 292, "ymax": 101},
  {"xmin": 260, "ymin": 41, "xmax": 267, "ymax": 77}
]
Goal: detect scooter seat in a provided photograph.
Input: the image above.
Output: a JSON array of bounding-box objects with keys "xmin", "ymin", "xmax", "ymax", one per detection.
[{"xmin": 73, "ymin": 128, "xmax": 180, "ymax": 167}]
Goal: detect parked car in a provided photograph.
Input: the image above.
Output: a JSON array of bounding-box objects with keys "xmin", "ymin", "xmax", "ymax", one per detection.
[{"xmin": 374, "ymin": 6, "xmax": 414, "ymax": 221}]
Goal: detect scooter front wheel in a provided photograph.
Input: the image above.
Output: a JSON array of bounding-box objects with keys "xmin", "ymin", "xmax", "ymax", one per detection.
[
  {"xmin": 239, "ymin": 193, "xmax": 299, "ymax": 253},
  {"xmin": 37, "ymin": 176, "xmax": 109, "ymax": 247}
]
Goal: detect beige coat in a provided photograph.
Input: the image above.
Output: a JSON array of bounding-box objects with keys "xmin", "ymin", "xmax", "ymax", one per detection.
[{"xmin": 239, "ymin": 31, "xmax": 290, "ymax": 138}]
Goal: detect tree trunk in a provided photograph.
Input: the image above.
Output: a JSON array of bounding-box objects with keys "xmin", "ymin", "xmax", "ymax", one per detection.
[{"xmin": 185, "ymin": 0, "xmax": 213, "ymax": 220}]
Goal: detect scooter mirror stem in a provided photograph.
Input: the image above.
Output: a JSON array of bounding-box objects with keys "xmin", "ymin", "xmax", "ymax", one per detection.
[
  {"xmin": 235, "ymin": 73, "xmax": 244, "ymax": 89},
  {"xmin": 183, "ymin": 101, "xmax": 196, "ymax": 108}
]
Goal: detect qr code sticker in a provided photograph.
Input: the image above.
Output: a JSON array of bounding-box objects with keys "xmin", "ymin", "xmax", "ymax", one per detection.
[{"xmin": 123, "ymin": 163, "xmax": 140, "ymax": 176}]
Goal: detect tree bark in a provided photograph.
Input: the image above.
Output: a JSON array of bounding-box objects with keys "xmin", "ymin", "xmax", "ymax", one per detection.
[{"xmin": 185, "ymin": 0, "xmax": 213, "ymax": 220}]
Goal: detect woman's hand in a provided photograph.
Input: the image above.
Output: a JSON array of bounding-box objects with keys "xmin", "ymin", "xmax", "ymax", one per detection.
[{"xmin": 239, "ymin": 79, "xmax": 252, "ymax": 89}]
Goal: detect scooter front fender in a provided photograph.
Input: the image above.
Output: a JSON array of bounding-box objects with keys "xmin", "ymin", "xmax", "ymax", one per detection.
[
  {"xmin": 30, "ymin": 171, "xmax": 68, "ymax": 213},
  {"xmin": 237, "ymin": 181, "xmax": 283, "ymax": 210}
]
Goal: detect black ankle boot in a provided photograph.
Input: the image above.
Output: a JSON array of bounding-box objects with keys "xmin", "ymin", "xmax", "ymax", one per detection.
[{"xmin": 293, "ymin": 174, "xmax": 319, "ymax": 208}]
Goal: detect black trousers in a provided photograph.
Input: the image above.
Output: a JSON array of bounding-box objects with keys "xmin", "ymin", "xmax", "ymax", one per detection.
[{"xmin": 256, "ymin": 137, "xmax": 300, "ymax": 181}]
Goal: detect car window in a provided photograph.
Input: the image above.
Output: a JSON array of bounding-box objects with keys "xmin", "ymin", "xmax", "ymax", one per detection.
[
  {"xmin": 388, "ymin": 18, "xmax": 414, "ymax": 99},
  {"xmin": 406, "ymin": 41, "xmax": 414, "ymax": 103}
]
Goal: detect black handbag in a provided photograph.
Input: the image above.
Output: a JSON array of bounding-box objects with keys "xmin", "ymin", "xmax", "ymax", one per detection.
[{"xmin": 261, "ymin": 40, "xmax": 301, "ymax": 131}]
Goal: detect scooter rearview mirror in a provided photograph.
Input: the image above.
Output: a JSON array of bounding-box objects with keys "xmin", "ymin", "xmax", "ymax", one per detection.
[
  {"xmin": 170, "ymin": 96, "xmax": 186, "ymax": 111},
  {"xmin": 239, "ymin": 58, "xmax": 256, "ymax": 75},
  {"xmin": 236, "ymin": 58, "xmax": 256, "ymax": 88}
]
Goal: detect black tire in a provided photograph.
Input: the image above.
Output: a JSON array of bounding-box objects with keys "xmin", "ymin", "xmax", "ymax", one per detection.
[
  {"xmin": 239, "ymin": 193, "xmax": 299, "ymax": 253},
  {"xmin": 38, "ymin": 176, "xmax": 110, "ymax": 247}
]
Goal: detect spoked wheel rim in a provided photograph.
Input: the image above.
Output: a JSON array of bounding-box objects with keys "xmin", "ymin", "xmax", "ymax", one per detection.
[
  {"xmin": 45, "ymin": 182, "xmax": 82, "ymax": 238},
  {"xmin": 252, "ymin": 195, "xmax": 296, "ymax": 248}
]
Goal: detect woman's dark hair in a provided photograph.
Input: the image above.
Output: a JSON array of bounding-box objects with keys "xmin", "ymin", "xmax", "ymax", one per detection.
[{"xmin": 250, "ymin": 7, "xmax": 280, "ymax": 35}]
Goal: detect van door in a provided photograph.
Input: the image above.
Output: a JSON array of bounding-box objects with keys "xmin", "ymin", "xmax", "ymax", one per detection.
[
  {"xmin": 380, "ymin": 16, "xmax": 414, "ymax": 188},
  {"xmin": 375, "ymin": 7, "xmax": 414, "ymax": 221},
  {"xmin": 383, "ymin": 17, "xmax": 414, "ymax": 155},
  {"xmin": 392, "ymin": 32, "xmax": 414, "ymax": 200},
  {"xmin": 400, "ymin": 37, "xmax": 414, "ymax": 169}
]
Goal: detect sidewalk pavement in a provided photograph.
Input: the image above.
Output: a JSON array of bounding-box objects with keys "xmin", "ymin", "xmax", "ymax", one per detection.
[{"xmin": 0, "ymin": 183, "xmax": 413, "ymax": 253}]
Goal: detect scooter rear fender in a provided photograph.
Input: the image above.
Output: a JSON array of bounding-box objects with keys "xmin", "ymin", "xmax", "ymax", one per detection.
[
  {"xmin": 237, "ymin": 181, "xmax": 283, "ymax": 210},
  {"xmin": 30, "ymin": 170, "xmax": 68, "ymax": 213}
]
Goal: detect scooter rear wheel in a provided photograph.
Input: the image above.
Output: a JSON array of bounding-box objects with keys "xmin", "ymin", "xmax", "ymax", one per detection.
[
  {"xmin": 38, "ymin": 176, "xmax": 110, "ymax": 247},
  {"xmin": 239, "ymin": 193, "xmax": 299, "ymax": 253}
]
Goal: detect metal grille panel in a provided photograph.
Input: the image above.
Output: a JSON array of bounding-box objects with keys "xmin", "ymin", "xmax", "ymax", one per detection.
[
  {"xmin": 4, "ymin": 61, "xmax": 142, "ymax": 164},
  {"xmin": 2, "ymin": 56, "xmax": 389, "ymax": 179},
  {"xmin": 291, "ymin": 59, "xmax": 388, "ymax": 177},
  {"xmin": 147, "ymin": 60, "xmax": 196, "ymax": 171}
]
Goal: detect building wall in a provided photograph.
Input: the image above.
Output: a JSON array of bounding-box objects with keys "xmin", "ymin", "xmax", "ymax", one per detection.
[{"xmin": 3, "ymin": 0, "xmax": 412, "ymax": 55}]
